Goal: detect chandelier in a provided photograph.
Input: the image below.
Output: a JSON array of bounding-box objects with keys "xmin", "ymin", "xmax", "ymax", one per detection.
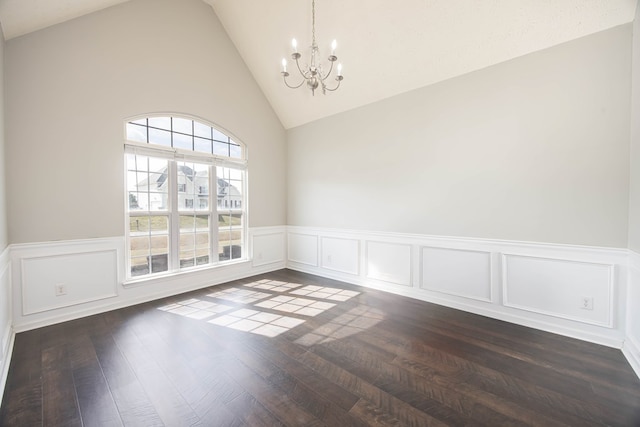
[{"xmin": 280, "ymin": 0, "xmax": 343, "ymax": 95}]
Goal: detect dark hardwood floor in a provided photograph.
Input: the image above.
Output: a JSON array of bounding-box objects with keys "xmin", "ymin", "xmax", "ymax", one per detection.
[{"xmin": 1, "ymin": 269, "xmax": 639, "ymax": 426}]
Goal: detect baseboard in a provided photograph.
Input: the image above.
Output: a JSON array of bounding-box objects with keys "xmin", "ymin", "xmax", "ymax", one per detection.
[
  {"xmin": 286, "ymin": 226, "xmax": 629, "ymax": 349},
  {"xmin": 0, "ymin": 330, "xmax": 15, "ymax": 405},
  {"xmin": 623, "ymin": 335, "xmax": 640, "ymax": 379}
]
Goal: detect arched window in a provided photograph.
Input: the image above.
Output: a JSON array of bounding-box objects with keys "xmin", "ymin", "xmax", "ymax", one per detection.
[{"xmin": 125, "ymin": 115, "xmax": 246, "ymax": 279}]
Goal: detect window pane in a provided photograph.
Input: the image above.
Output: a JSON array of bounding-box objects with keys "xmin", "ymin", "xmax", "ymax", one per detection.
[
  {"xmin": 130, "ymin": 118, "xmax": 147, "ymax": 126},
  {"xmin": 129, "ymin": 236, "xmax": 149, "ymax": 252},
  {"xmin": 194, "ymin": 137, "xmax": 212, "ymax": 154},
  {"xmin": 180, "ymin": 234, "xmax": 195, "ymax": 248},
  {"xmin": 150, "ymin": 254, "xmax": 168, "ymax": 273},
  {"xmin": 173, "ymin": 117, "xmax": 193, "ymax": 135},
  {"xmin": 180, "ymin": 215, "xmax": 195, "ymax": 231},
  {"xmin": 149, "ymin": 192, "xmax": 167, "ymax": 211},
  {"xmin": 149, "ymin": 128, "xmax": 171, "ymax": 147},
  {"xmin": 149, "ymin": 157, "xmax": 168, "ymax": 173},
  {"xmin": 213, "ymin": 141, "xmax": 229, "ymax": 157},
  {"xmin": 213, "ymin": 129, "xmax": 229, "ymax": 142},
  {"xmin": 130, "ymin": 216, "xmax": 149, "ymax": 232},
  {"xmin": 180, "ymin": 251, "xmax": 195, "ymax": 268},
  {"xmin": 128, "ymin": 192, "xmax": 141, "ymax": 210},
  {"xmin": 195, "ymin": 231, "xmax": 209, "ymax": 247},
  {"xmin": 150, "ymin": 235, "xmax": 168, "ymax": 255},
  {"xmin": 195, "ymin": 215, "xmax": 209, "ymax": 229},
  {"xmin": 173, "ymin": 132, "xmax": 193, "ymax": 151},
  {"xmin": 148, "ymin": 117, "xmax": 171, "ymax": 130},
  {"xmin": 229, "ymin": 143, "xmax": 242, "ymax": 159},
  {"xmin": 194, "ymin": 122, "xmax": 211, "ymax": 139},
  {"xmin": 126, "ymin": 123, "xmax": 147, "ymax": 143},
  {"xmin": 130, "ymin": 257, "xmax": 149, "ymax": 277},
  {"xmin": 135, "ymin": 192, "xmax": 149, "ymax": 211},
  {"xmin": 149, "ymin": 216, "xmax": 168, "ymax": 232}
]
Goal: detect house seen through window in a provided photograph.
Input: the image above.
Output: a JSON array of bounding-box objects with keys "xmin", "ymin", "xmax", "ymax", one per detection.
[{"xmin": 125, "ymin": 116, "xmax": 246, "ymax": 278}]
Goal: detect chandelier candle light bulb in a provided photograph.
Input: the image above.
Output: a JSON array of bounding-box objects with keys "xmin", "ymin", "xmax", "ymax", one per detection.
[{"xmin": 281, "ymin": 0, "xmax": 344, "ymax": 95}]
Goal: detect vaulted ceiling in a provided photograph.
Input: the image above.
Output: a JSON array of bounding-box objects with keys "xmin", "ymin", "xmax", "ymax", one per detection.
[{"xmin": 0, "ymin": 0, "xmax": 637, "ymax": 129}]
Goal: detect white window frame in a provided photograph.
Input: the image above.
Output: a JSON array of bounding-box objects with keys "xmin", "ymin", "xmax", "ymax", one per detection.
[{"xmin": 124, "ymin": 116, "xmax": 247, "ymax": 281}]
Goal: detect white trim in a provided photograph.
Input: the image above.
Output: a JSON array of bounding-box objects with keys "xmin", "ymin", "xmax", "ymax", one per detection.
[
  {"xmin": 625, "ymin": 250, "xmax": 640, "ymax": 378},
  {"xmin": 502, "ymin": 254, "xmax": 615, "ymax": 328},
  {"xmin": 419, "ymin": 246, "xmax": 493, "ymax": 303},
  {"xmin": 0, "ymin": 244, "xmax": 14, "ymax": 406},
  {"xmin": 287, "ymin": 233, "xmax": 319, "ymax": 266},
  {"xmin": 320, "ymin": 236, "xmax": 360, "ymax": 276},
  {"xmin": 21, "ymin": 249, "xmax": 119, "ymax": 315},
  {"xmin": 365, "ymin": 240, "xmax": 413, "ymax": 286},
  {"xmin": 623, "ymin": 335, "xmax": 640, "ymax": 379},
  {"xmin": 250, "ymin": 228, "xmax": 286, "ymax": 267}
]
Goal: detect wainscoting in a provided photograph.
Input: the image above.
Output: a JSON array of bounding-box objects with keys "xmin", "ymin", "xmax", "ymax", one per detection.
[
  {"xmin": 624, "ymin": 250, "xmax": 640, "ymax": 377},
  {"xmin": 9, "ymin": 227, "xmax": 287, "ymax": 332},
  {"xmin": 287, "ymin": 226, "xmax": 629, "ymax": 349},
  {"xmin": 0, "ymin": 246, "xmax": 13, "ymax": 399}
]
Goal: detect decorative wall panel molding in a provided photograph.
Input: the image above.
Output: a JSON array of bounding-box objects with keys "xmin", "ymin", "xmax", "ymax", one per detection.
[
  {"xmin": 251, "ymin": 229, "xmax": 286, "ymax": 267},
  {"xmin": 287, "ymin": 233, "xmax": 319, "ymax": 266},
  {"xmin": 321, "ymin": 237, "xmax": 359, "ymax": 275},
  {"xmin": 503, "ymin": 254, "xmax": 614, "ymax": 327},
  {"xmin": 421, "ymin": 246, "xmax": 492, "ymax": 302},
  {"xmin": 22, "ymin": 250, "xmax": 119, "ymax": 315},
  {"xmin": 366, "ymin": 241, "xmax": 412, "ymax": 286}
]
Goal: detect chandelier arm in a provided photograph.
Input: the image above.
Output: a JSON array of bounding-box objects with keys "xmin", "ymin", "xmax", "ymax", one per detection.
[
  {"xmin": 293, "ymin": 55, "xmax": 311, "ymax": 79},
  {"xmin": 282, "ymin": 74, "xmax": 306, "ymax": 89},
  {"xmin": 324, "ymin": 77, "xmax": 343, "ymax": 92},
  {"xmin": 320, "ymin": 61, "xmax": 335, "ymax": 82}
]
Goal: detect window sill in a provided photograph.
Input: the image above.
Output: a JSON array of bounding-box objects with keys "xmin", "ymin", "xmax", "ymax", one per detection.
[{"xmin": 122, "ymin": 258, "xmax": 250, "ymax": 288}]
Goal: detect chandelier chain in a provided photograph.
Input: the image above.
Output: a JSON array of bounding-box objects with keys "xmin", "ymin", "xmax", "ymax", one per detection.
[{"xmin": 312, "ymin": 0, "xmax": 316, "ymax": 47}]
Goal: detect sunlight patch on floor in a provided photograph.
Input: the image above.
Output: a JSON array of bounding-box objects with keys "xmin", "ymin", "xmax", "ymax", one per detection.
[
  {"xmin": 157, "ymin": 279, "xmax": 363, "ymax": 338},
  {"xmin": 294, "ymin": 305, "xmax": 385, "ymax": 346}
]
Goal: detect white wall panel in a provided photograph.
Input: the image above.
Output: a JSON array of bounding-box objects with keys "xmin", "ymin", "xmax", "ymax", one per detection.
[
  {"xmin": 421, "ymin": 247, "xmax": 492, "ymax": 302},
  {"xmin": 287, "ymin": 233, "xmax": 318, "ymax": 266},
  {"xmin": 22, "ymin": 250, "xmax": 118, "ymax": 315},
  {"xmin": 366, "ymin": 241, "xmax": 412, "ymax": 286},
  {"xmin": 321, "ymin": 237, "xmax": 359, "ymax": 275},
  {"xmin": 0, "ymin": 246, "xmax": 14, "ymax": 405},
  {"xmin": 624, "ymin": 250, "xmax": 640, "ymax": 377},
  {"xmin": 503, "ymin": 254, "xmax": 614, "ymax": 327},
  {"xmin": 252, "ymin": 231, "xmax": 285, "ymax": 267}
]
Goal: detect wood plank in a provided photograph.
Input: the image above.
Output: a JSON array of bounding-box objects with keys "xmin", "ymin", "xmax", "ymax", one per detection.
[{"xmin": 1, "ymin": 269, "xmax": 640, "ymax": 426}]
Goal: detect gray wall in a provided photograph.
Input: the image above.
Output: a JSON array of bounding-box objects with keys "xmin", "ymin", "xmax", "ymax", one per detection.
[
  {"xmin": 630, "ymin": 3, "xmax": 640, "ymax": 253},
  {"xmin": 288, "ymin": 25, "xmax": 632, "ymax": 248},
  {"xmin": 0, "ymin": 30, "xmax": 6, "ymax": 251},
  {"xmin": 5, "ymin": 0, "xmax": 286, "ymax": 244}
]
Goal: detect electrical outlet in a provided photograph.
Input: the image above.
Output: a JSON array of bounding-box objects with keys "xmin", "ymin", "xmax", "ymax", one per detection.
[
  {"xmin": 257, "ymin": 252, "xmax": 263, "ymax": 260},
  {"xmin": 580, "ymin": 296, "xmax": 593, "ymax": 310},
  {"xmin": 327, "ymin": 254, "xmax": 332, "ymax": 264},
  {"xmin": 55, "ymin": 284, "xmax": 67, "ymax": 296}
]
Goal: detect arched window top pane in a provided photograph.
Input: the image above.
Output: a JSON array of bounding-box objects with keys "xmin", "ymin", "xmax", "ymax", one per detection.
[{"xmin": 126, "ymin": 116, "xmax": 244, "ymax": 160}]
